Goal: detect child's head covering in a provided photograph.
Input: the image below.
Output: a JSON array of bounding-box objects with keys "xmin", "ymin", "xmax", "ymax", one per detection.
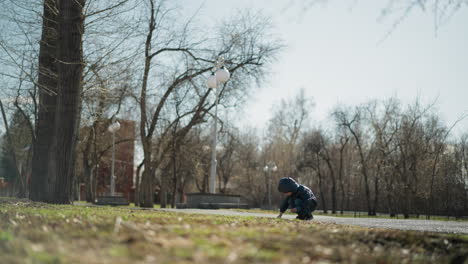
[{"xmin": 277, "ymin": 177, "xmax": 299, "ymax": 193}]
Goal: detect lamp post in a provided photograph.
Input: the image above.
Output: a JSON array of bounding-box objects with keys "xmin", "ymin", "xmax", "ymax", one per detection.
[
  {"xmin": 207, "ymin": 57, "xmax": 230, "ymax": 194},
  {"xmin": 108, "ymin": 120, "xmax": 120, "ymax": 196},
  {"xmin": 263, "ymin": 163, "xmax": 278, "ymax": 209}
]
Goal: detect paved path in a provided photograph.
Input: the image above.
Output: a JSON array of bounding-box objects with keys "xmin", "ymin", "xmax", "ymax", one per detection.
[{"xmin": 159, "ymin": 208, "xmax": 468, "ymax": 234}]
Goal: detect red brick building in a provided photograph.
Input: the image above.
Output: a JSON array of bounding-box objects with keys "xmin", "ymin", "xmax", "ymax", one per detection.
[{"xmin": 79, "ymin": 119, "xmax": 135, "ymax": 202}]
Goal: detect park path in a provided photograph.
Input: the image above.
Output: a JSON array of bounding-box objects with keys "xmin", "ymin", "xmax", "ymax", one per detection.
[{"xmin": 159, "ymin": 208, "xmax": 468, "ymax": 235}]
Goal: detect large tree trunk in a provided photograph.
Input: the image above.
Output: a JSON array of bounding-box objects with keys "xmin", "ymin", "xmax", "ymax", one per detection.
[
  {"xmin": 386, "ymin": 178, "xmax": 396, "ymax": 217},
  {"xmin": 323, "ymin": 157, "xmax": 337, "ymax": 214},
  {"xmin": 372, "ymin": 162, "xmax": 382, "ymax": 216},
  {"xmin": 160, "ymin": 173, "xmax": 167, "ymax": 208},
  {"xmin": 137, "ymin": 0, "xmax": 155, "ymax": 208},
  {"xmin": 338, "ymin": 138, "xmax": 348, "ymax": 214},
  {"xmin": 135, "ymin": 160, "xmax": 144, "ymax": 206},
  {"xmin": 171, "ymin": 150, "xmax": 178, "ymax": 208},
  {"xmin": 339, "ymin": 164, "xmax": 346, "ymax": 214},
  {"xmin": 316, "ymin": 155, "xmax": 327, "ymax": 214},
  {"xmin": 178, "ymin": 178, "xmax": 186, "ymax": 205},
  {"xmin": 30, "ymin": 0, "xmax": 58, "ymax": 202},
  {"xmin": 51, "ymin": 0, "xmax": 85, "ymax": 204},
  {"xmin": 139, "ymin": 146, "xmax": 154, "ymax": 207},
  {"xmin": 140, "ymin": 170, "xmax": 154, "ymax": 207},
  {"xmin": 350, "ymin": 131, "xmax": 373, "ymax": 216},
  {"xmin": 46, "ymin": 140, "xmax": 58, "ymax": 202},
  {"xmin": 92, "ymin": 164, "xmax": 98, "ymax": 200}
]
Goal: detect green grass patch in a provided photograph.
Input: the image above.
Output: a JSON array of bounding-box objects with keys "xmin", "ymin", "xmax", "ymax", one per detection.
[{"xmin": 1, "ymin": 197, "xmax": 467, "ymax": 264}]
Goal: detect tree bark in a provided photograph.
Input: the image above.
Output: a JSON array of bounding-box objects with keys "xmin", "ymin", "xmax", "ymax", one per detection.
[
  {"xmin": 322, "ymin": 147, "xmax": 337, "ymax": 214},
  {"xmin": 139, "ymin": 160, "xmax": 154, "ymax": 207},
  {"xmin": 338, "ymin": 137, "xmax": 348, "ymax": 214},
  {"xmin": 137, "ymin": 0, "xmax": 156, "ymax": 208},
  {"xmin": 315, "ymin": 154, "xmax": 327, "ymax": 214},
  {"xmin": 52, "ymin": 0, "xmax": 85, "ymax": 204},
  {"xmin": 135, "ymin": 160, "xmax": 144, "ymax": 206},
  {"xmin": 348, "ymin": 128, "xmax": 374, "ymax": 216},
  {"xmin": 171, "ymin": 136, "xmax": 178, "ymax": 208},
  {"xmin": 160, "ymin": 164, "xmax": 168, "ymax": 208},
  {"xmin": 30, "ymin": 0, "xmax": 58, "ymax": 202},
  {"xmin": 83, "ymin": 134, "xmax": 93, "ymax": 202},
  {"xmin": 373, "ymin": 162, "xmax": 381, "ymax": 216}
]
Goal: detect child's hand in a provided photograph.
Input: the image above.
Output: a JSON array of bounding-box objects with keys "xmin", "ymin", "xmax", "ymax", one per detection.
[{"xmin": 290, "ymin": 208, "xmax": 297, "ymax": 213}]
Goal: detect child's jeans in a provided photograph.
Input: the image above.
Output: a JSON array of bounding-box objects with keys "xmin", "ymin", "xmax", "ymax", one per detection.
[{"xmin": 289, "ymin": 198, "xmax": 318, "ymax": 217}]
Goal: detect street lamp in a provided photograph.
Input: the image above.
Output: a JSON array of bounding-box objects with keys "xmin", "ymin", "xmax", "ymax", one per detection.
[
  {"xmin": 108, "ymin": 120, "xmax": 120, "ymax": 196},
  {"xmin": 263, "ymin": 163, "xmax": 278, "ymax": 210},
  {"xmin": 207, "ymin": 57, "xmax": 230, "ymax": 194}
]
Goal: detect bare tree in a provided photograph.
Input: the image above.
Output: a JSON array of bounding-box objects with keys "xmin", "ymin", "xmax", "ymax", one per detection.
[
  {"xmin": 366, "ymin": 99, "xmax": 400, "ymax": 216},
  {"xmin": 334, "ymin": 106, "xmax": 377, "ymax": 215},
  {"xmin": 0, "ymin": 100, "xmax": 23, "ymax": 196},
  {"xmin": 0, "ymin": 56, "xmax": 38, "ymax": 198},
  {"xmin": 266, "ymin": 89, "xmax": 314, "ymax": 179},
  {"xmin": 217, "ymin": 127, "xmax": 238, "ymax": 194},
  {"xmin": 278, "ymin": 97, "xmax": 466, "ymax": 216},
  {"xmin": 298, "ymin": 129, "xmax": 328, "ymax": 213},
  {"xmin": 455, "ymin": 134, "xmax": 468, "ymax": 215},
  {"xmin": 317, "ymin": 132, "xmax": 338, "ymax": 213},
  {"xmin": 137, "ymin": 1, "xmax": 281, "ymax": 207},
  {"xmin": 289, "ymin": 0, "xmax": 467, "ymax": 33},
  {"xmin": 231, "ymin": 128, "xmax": 264, "ymax": 207},
  {"xmin": 0, "ymin": 0, "xmax": 52, "ymax": 201},
  {"xmin": 377, "ymin": 0, "xmax": 468, "ymax": 34},
  {"xmin": 0, "ymin": 0, "xmax": 138, "ymax": 202},
  {"xmin": 335, "ymin": 127, "xmax": 350, "ymax": 214}
]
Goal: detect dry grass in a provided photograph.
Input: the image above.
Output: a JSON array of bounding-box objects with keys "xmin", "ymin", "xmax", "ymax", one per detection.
[{"xmin": 0, "ymin": 198, "xmax": 467, "ymax": 264}]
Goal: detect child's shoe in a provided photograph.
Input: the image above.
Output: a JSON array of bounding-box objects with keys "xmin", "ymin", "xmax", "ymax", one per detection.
[
  {"xmin": 296, "ymin": 214, "xmax": 313, "ymax": 220},
  {"xmin": 297, "ymin": 214, "xmax": 313, "ymax": 220}
]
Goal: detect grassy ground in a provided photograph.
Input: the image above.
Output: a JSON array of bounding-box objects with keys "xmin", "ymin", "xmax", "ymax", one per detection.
[{"xmin": 1, "ymin": 198, "xmax": 467, "ymax": 264}]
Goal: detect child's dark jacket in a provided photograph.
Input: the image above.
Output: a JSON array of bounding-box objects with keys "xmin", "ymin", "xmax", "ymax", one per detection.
[{"xmin": 278, "ymin": 177, "xmax": 317, "ymax": 214}]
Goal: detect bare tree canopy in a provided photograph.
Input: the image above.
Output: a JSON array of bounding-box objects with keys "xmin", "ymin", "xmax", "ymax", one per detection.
[{"xmin": 287, "ymin": 0, "xmax": 467, "ymax": 33}]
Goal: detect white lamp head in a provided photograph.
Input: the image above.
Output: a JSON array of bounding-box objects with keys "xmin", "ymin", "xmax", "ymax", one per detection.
[
  {"xmin": 272, "ymin": 165, "xmax": 278, "ymax": 172},
  {"xmin": 263, "ymin": 166, "xmax": 269, "ymax": 172},
  {"xmin": 108, "ymin": 121, "xmax": 121, "ymax": 133},
  {"xmin": 215, "ymin": 66, "xmax": 230, "ymax": 83},
  {"xmin": 207, "ymin": 72, "xmax": 217, "ymax": 89}
]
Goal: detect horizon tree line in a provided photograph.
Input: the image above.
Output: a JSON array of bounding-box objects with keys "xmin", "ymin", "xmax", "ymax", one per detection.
[{"xmin": 0, "ymin": 0, "xmax": 466, "ymax": 219}]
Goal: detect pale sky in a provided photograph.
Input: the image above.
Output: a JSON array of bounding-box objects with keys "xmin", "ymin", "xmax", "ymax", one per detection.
[{"xmin": 185, "ymin": 0, "xmax": 468, "ymax": 137}]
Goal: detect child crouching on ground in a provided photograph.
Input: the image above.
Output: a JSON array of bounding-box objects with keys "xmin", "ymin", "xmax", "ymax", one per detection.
[{"xmin": 277, "ymin": 177, "xmax": 318, "ymax": 220}]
